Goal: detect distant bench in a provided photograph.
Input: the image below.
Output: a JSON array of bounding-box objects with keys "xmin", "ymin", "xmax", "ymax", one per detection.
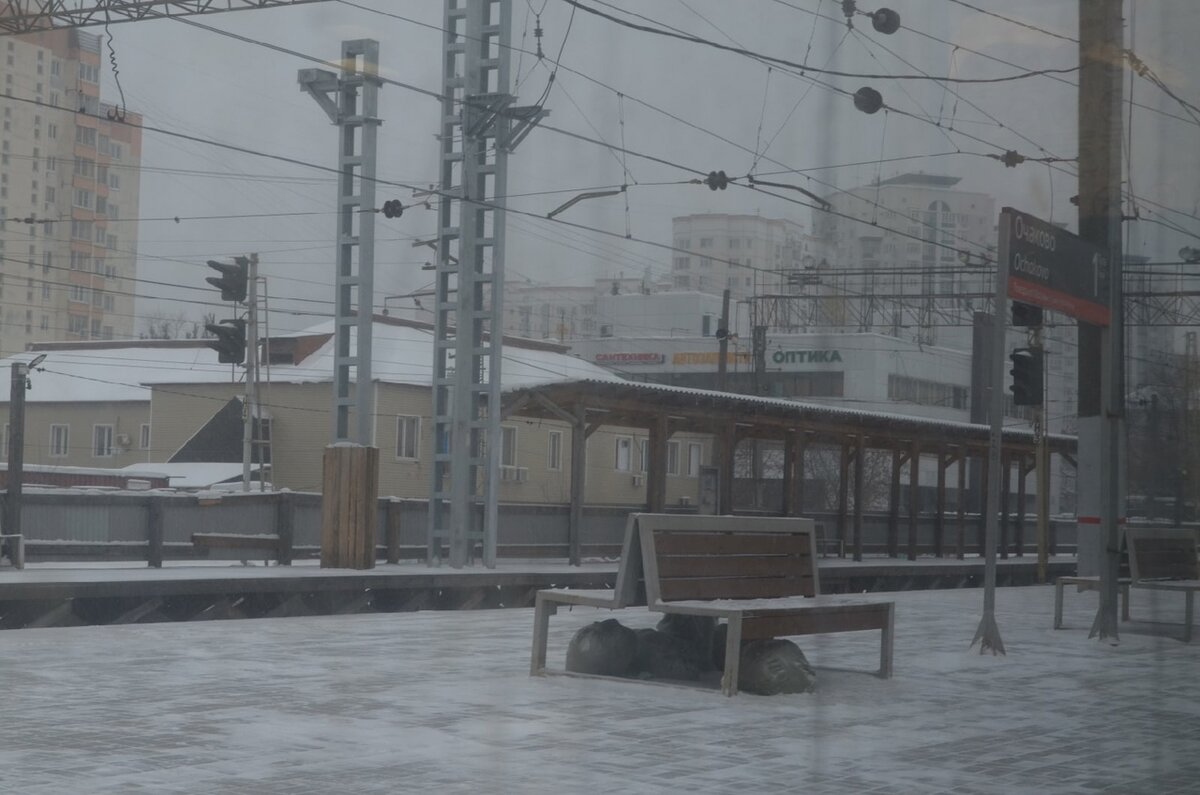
[
  {"xmin": 1127, "ymin": 528, "xmax": 1200, "ymax": 642},
  {"xmin": 531, "ymin": 514, "xmax": 894, "ymax": 696}
]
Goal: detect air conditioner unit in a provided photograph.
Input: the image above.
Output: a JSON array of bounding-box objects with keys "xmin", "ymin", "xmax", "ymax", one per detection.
[
  {"xmin": 631, "ymin": 474, "xmax": 644, "ymax": 487},
  {"xmin": 499, "ymin": 466, "xmax": 528, "ymax": 483},
  {"xmin": 679, "ymin": 495, "xmax": 691, "ymax": 506},
  {"xmin": 115, "ymin": 433, "xmax": 131, "ymax": 447}
]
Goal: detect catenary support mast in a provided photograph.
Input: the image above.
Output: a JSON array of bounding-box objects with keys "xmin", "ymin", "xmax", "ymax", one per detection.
[{"xmin": 428, "ymin": 0, "xmax": 544, "ymax": 568}]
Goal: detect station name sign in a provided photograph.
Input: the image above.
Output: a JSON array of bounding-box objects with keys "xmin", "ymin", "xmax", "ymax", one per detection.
[
  {"xmin": 594, "ymin": 352, "xmax": 664, "ymax": 365},
  {"xmin": 1001, "ymin": 207, "xmax": 1110, "ymax": 326}
]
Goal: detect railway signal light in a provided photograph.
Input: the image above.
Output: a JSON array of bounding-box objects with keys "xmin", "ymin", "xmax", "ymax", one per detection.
[
  {"xmin": 1011, "ymin": 301, "xmax": 1043, "ymax": 327},
  {"xmin": 205, "ymin": 318, "xmax": 247, "ymax": 365},
  {"xmin": 1009, "ymin": 347, "xmax": 1043, "ymax": 406},
  {"xmin": 206, "ymin": 257, "xmax": 249, "ymax": 303}
]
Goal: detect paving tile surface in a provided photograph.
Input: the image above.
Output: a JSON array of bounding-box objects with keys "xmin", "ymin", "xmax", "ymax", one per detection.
[{"xmin": 0, "ymin": 584, "xmax": 1197, "ymax": 793}]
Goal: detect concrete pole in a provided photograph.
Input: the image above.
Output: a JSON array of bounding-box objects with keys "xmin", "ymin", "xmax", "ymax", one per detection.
[
  {"xmin": 5, "ymin": 362, "xmax": 27, "ymax": 539},
  {"xmin": 242, "ymin": 254, "xmax": 258, "ymax": 492}
]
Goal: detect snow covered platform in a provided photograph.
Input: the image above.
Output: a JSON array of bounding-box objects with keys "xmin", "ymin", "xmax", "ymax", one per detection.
[
  {"xmin": 0, "ymin": 556, "xmax": 1077, "ymax": 629},
  {"xmin": 1, "ymin": 585, "xmax": 1196, "ymax": 793}
]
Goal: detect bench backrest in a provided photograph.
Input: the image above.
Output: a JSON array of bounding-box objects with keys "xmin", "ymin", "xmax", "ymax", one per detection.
[
  {"xmin": 1126, "ymin": 528, "xmax": 1200, "ymax": 582},
  {"xmin": 634, "ymin": 515, "xmax": 818, "ymax": 604}
]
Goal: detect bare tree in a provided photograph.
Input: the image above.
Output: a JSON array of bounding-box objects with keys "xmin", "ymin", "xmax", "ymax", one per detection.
[{"xmin": 140, "ymin": 310, "xmax": 212, "ymax": 340}]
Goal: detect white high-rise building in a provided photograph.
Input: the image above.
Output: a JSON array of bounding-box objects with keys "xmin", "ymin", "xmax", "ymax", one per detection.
[{"xmin": 669, "ymin": 214, "xmax": 824, "ymax": 302}]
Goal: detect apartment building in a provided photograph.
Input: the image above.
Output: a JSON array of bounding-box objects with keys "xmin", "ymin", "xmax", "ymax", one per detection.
[{"xmin": 1, "ymin": 29, "xmax": 142, "ymax": 356}]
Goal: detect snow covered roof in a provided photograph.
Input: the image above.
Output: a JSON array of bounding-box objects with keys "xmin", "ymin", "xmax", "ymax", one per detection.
[
  {"xmin": 118, "ymin": 462, "xmax": 256, "ymax": 489},
  {"xmin": 1, "ymin": 317, "xmax": 622, "ymax": 404},
  {"xmin": 511, "ymin": 378, "xmax": 1076, "ymax": 448}
]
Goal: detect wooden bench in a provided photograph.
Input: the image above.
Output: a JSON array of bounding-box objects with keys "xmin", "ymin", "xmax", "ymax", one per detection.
[
  {"xmin": 531, "ymin": 514, "xmax": 895, "ymax": 696},
  {"xmin": 1053, "ymin": 575, "xmax": 1130, "ymax": 629},
  {"xmin": 1126, "ymin": 528, "xmax": 1200, "ymax": 642},
  {"xmin": 192, "ymin": 532, "xmax": 292, "ymax": 565}
]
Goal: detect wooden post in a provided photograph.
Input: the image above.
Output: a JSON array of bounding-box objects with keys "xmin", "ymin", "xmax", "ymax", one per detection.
[
  {"xmin": 956, "ymin": 449, "xmax": 967, "ymax": 560},
  {"xmin": 276, "ymin": 491, "xmax": 295, "ymax": 566},
  {"xmin": 934, "ymin": 447, "xmax": 947, "ymax": 558},
  {"xmin": 1000, "ymin": 453, "xmax": 1011, "ymax": 560},
  {"xmin": 888, "ymin": 448, "xmax": 901, "ymax": 558},
  {"xmin": 648, "ymin": 414, "xmax": 669, "ymax": 513},
  {"xmin": 146, "ymin": 496, "xmax": 164, "ymax": 569},
  {"xmin": 853, "ymin": 435, "xmax": 865, "ymax": 562},
  {"xmin": 568, "ymin": 406, "xmax": 587, "ymax": 565},
  {"xmin": 718, "ymin": 425, "xmax": 736, "ymax": 515},
  {"xmin": 907, "ymin": 441, "xmax": 920, "ymax": 561},
  {"xmin": 320, "ymin": 444, "xmax": 379, "ymax": 569},
  {"xmin": 836, "ymin": 441, "xmax": 850, "ymax": 549}
]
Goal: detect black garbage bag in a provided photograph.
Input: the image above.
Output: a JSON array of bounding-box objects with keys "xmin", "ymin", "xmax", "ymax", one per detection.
[
  {"xmin": 737, "ymin": 638, "xmax": 816, "ymax": 695},
  {"xmin": 633, "ymin": 628, "xmax": 705, "ymax": 681},
  {"xmin": 655, "ymin": 613, "xmax": 717, "ymax": 672},
  {"xmin": 565, "ymin": 618, "xmax": 638, "ymax": 677}
]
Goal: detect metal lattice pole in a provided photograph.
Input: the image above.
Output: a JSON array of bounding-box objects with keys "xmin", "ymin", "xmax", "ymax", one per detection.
[{"xmin": 299, "ymin": 40, "xmax": 380, "ymax": 445}]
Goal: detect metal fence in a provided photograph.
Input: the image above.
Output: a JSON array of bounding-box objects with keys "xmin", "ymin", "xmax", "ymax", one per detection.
[{"xmin": 6, "ymin": 489, "xmax": 1079, "ymax": 564}]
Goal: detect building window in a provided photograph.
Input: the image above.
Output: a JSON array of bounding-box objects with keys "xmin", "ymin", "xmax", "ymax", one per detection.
[
  {"xmin": 547, "ymin": 430, "xmax": 562, "ymax": 471},
  {"xmin": 49, "ymin": 424, "xmax": 69, "ymax": 457},
  {"xmin": 395, "ymin": 415, "xmax": 419, "ymax": 460},
  {"xmin": 667, "ymin": 440, "xmax": 680, "ymax": 476},
  {"xmin": 139, "ymin": 423, "xmax": 151, "ymax": 450},
  {"xmin": 687, "ymin": 442, "xmax": 703, "ymax": 477},
  {"xmin": 0, "ymin": 423, "xmax": 7, "ymax": 460},
  {"xmin": 92, "ymin": 425, "xmax": 114, "ymax": 457},
  {"xmin": 500, "ymin": 425, "xmax": 517, "ymax": 467},
  {"xmin": 699, "ymin": 237, "xmax": 713, "ymax": 248},
  {"xmin": 614, "ymin": 436, "xmax": 632, "ymax": 471},
  {"xmin": 639, "ymin": 439, "xmax": 649, "ymax": 473}
]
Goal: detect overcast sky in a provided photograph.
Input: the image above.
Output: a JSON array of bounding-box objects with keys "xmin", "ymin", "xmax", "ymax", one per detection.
[{"xmin": 79, "ymin": 0, "xmax": 1199, "ymax": 335}]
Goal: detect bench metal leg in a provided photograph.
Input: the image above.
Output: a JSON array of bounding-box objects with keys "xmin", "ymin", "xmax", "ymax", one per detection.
[
  {"xmin": 1186, "ymin": 591, "xmax": 1194, "ymax": 644},
  {"xmin": 879, "ymin": 603, "xmax": 895, "ymax": 678},
  {"xmin": 721, "ymin": 615, "xmax": 742, "ymax": 697},
  {"xmin": 530, "ymin": 595, "xmax": 557, "ymax": 676},
  {"xmin": 1054, "ymin": 579, "xmax": 1065, "ymax": 629}
]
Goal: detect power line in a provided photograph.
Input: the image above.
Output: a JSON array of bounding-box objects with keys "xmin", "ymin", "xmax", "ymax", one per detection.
[
  {"xmin": 564, "ymin": 0, "xmax": 1080, "ymax": 84},
  {"xmin": 941, "ymin": 0, "xmax": 1078, "ymax": 44}
]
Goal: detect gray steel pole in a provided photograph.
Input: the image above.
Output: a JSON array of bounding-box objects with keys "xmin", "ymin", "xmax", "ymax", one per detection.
[
  {"xmin": 972, "ymin": 216, "xmax": 1009, "ymax": 654},
  {"xmin": 1079, "ymin": 0, "xmax": 1125, "ymax": 642}
]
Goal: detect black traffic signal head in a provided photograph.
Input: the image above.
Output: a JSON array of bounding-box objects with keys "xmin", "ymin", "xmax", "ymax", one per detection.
[
  {"xmin": 1009, "ymin": 347, "xmax": 1043, "ymax": 406},
  {"xmin": 382, "ymin": 199, "xmax": 404, "ymax": 219},
  {"xmin": 205, "ymin": 318, "xmax": 247, "ymax": 364},
  {"xmin": 206, "ymin": 257, "xmax": 249, "ymax": 303},
  {"xmin": 1011, "ymin": 300, "xmax": 1043, "ymax": 327},
  {"xmin": 705, "ymin": 170, "xmax": 728, "ymax": 191}
]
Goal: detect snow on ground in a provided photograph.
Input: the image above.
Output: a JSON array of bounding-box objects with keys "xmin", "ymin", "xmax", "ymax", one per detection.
[{"xmin": 1, "ymin": 586, "xmax": 1197, "ymax": 794}]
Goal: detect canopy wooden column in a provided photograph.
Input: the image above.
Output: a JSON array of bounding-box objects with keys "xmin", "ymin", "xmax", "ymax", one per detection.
[
  {"xmin": 852, "ymin": 434, "xmax": 866, "ymax": 561},
  {"xmin": 782, "ymin": 430, "xmax": 806, "ymax": 516},
  {"xmin": 907, "ymin": 441, "xmax": 921, "ymax": 561},
  {"xmin": 887, "ymin": 448, "xmax": 902, "ymax": 558},
  {"xmin": 836, "ymin": 441, "xmax": 851, "ymax": 549},
  {"xmin": 716, "ymin": 423, "xmax": 737, "ymax": 515},
  {"xmin": 956, "ymin": 448, "xmax": 968, "ymax": 559}
]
